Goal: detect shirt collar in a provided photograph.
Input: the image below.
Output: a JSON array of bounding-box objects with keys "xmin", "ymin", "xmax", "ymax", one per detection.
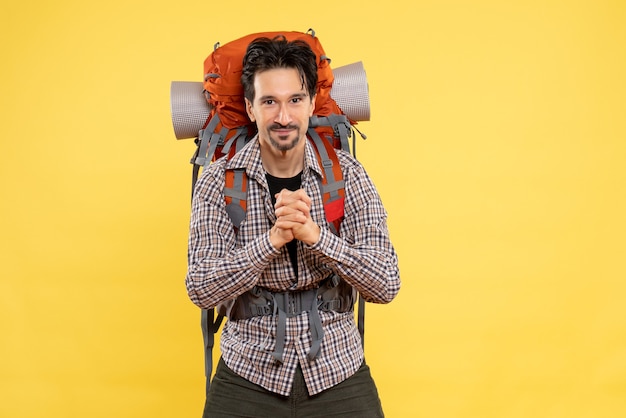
[{"xmin": 226, "ymin": 135, "xmax": 324, "ymax": 183}]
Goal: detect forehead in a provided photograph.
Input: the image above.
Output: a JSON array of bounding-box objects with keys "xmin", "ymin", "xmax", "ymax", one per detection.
[{"xmin": 252, "ymin": 67, "xmax": 306, "ymax": 99}]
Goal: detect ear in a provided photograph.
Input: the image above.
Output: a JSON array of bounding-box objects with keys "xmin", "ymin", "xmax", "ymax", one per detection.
[
  {"xmin": 245, "ymin": 98, "xmax": 255, "ymax": 122},
  {"xmin": 309, "ymin": 94, "xmax": 317, "ymax": 117}
]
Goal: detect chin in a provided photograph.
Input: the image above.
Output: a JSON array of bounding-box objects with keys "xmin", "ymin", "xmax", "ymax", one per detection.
[{"xmin": 270, "ymin": 134, "xmax": 301, "ymax": 152}]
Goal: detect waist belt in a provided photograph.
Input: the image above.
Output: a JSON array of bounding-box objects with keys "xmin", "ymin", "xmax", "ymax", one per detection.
[{"xmin": 220, "ymin": 275, "xmax": 355, "ymax": 363}]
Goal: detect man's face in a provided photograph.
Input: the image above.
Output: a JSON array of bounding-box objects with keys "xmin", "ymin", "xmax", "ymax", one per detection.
[{"xmin": 245, "ymin": 67, "xmax": 315, "ymax": 154}]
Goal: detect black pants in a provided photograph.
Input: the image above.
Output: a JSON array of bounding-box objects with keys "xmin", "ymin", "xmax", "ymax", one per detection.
[{"xmin": 203, "ymin": 358, "xmax": 384, "ymax": 417}]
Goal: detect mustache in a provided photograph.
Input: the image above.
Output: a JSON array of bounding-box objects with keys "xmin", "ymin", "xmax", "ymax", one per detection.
[{"xmin": 269, "ymin": 123, "xmax": 298, "ymax": 130}]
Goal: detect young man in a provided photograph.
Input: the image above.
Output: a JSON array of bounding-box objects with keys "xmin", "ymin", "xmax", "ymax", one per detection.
[{"xmin": 186, "ymin": 36, "xmax": 400, "ymax": 417}]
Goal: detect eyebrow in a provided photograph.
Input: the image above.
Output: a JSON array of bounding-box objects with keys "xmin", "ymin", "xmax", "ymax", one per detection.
[{"xmin": 258, "ymin": 93, "xmax": 308, "ymax": 102}]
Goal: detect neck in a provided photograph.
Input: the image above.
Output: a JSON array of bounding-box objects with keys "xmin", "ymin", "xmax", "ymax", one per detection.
[{"xmin": 260, "ymin": 142, "xmax": 305, "ymax": 178}]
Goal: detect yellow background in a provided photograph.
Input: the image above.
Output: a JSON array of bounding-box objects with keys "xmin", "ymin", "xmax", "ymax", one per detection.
[{"xmin": 2, "ymin": 0, "xmax": 625, "ymax": 417}]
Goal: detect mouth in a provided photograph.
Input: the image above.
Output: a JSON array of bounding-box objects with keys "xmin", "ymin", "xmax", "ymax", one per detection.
[
  {"xmin": 271, "ymin": 128, "xmax": 294, "ymax": 135},
  {"xmin": 270, "ymin": 124, "xmax": 297, "ymax": 135}
]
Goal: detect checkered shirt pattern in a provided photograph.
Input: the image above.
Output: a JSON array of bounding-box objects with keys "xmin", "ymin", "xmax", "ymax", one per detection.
[{"xmin": 186, "ymin": 138, "xmax": 400, "ymax": 396}]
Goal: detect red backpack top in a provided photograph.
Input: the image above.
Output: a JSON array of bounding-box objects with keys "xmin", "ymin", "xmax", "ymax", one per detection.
[{"xmin": 203, "ymin": 29, "xmax": 345, "ymax": 130}]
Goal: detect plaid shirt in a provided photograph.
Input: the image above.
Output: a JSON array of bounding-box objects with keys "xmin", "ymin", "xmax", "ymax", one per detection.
[{"xmin": 186, "ymin": 138, "xmax": 400, "ymax": 396}]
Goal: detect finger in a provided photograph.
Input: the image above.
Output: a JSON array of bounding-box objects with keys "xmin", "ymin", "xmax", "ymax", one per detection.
[
  {"xmin": 276, "ymin": 203, "xmax": 310, "ymax": 220},
  {"xmin": 292, "ymin": 189, "xmax": 312, "ymax": 207},
  {"xmin": 275, "ymin": 211, "xmax": 307, "ymax": 225},
  {"xmin": 275, "ymin": 188, "xmax": 311, "ymax": 209},
  {"xmin": 274, "ymin": 218, "xmax": 304, "ymax": 231}
]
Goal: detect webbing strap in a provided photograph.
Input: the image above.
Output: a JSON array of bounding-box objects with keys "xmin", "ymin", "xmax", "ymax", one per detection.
[
  {"xmin": 191, "ymin": 121, "xmax": 255, "ymax": 393},
  {"xmin": 309, "ymin": 114, "xmax": 351, "ymax": 153},
  {"xmin": 305, "ymin": 119, "xmax": 366, "ymax": 350},
  {"xmin": 307, "ymin": 301, "xmax": 325, "ymax": 360},
  {"xmin": 223, "ymin": 131, "xmax": 252, "ymax": 229},
  {"xmin": 200, "ymin": 308, "xmax": 224, "ymax": 395},
  {"xmin": 308, "ymin": 128, "xmax": 343, "ymax": 202},
  {"xmin": 220, "ymin": 126, "xmax": 246, "ymax": 156},
  {"xmin": 357, "ymin": 294, "xmax": 365, "ymax": 349},
  {"xmin": 225, "ymin": 172, "xmax": 246, "ymax": 201},
  {"xmin": 192, "ymin": 116, "xmax": 229, "ymax": 394},
  {"xmin": 273, "ymin": 306, "xmax": 286, "ymax": 363},
  {"xmin": 194, "ymin": 114, "xmax": 223, "ymax": 167},
  {"xmin": 307, "ymin": 129, "xmax": 345, "ymax": 235},
  {"xmin": 191, "ymin": 114, "xmax": 224, "ymax": 193},
  {"xmin": 251, "ymin": 287, "xmax": 327, "ymax": 363},
  {"xmin": 224, "ymin": 168, "xmax": 247, "ymax": 229}
]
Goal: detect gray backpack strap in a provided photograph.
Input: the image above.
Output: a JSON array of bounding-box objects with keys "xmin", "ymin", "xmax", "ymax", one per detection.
[
  {"xmin": 191, "ymin": 115, "xmax": 226, "ymax": 395},
  {"xmin": 307, "ymin": 297, "xmax": 325, "ymax": 360},
  {"xmin": 309, "ymin": 114, "xmax": 352, "ymax": 153},
  {"xmin": 223, "ymin": 168, "xmax": 247, "ymax": 229},
  {"xmin": 308, "ymin": 117, "xmax": 367, "ymax": 348},
  {"xmin": 191, "ymin": 114, "xmax": 223, "ymax": 194},
  {"xmin": 357, "ymin": 295, "xmax": 365, "ymax": 348},
  {"xmin": 267, "ymin": 289, "xmax": 325, "ymax": 363},
  {"xmin": 307, "ymin": 129, "xmax": 345, "ymax": 200},
  {"xmin": 200, "ymin": 308, "xmax": 224, "ymax": 395},
  {"xmin": 307, "ymin": 128, "xmax": 345, "ymax": 236},
  {"xmin": 193, "ymin": 114, "xmax": 223, "ymax": 167},
  {"xmin": 220, "ymin": 127, "xmax": 249, "ymax": 155},
  {"xmin": 223, "ymin": 131, "xmax": 252, "ymax": 229},
  {"xmin": 192, "ymin": 115, "xmax": 247, "ymax": 394}
]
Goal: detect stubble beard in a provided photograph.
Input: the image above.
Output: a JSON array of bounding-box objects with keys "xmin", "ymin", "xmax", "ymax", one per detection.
[{"xmin": 267, "ymin": 125, "xmax": 303, "ymax": 152}]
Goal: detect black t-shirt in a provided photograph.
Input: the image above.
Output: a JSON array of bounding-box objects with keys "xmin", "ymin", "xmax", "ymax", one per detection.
[{"xmin": 266, "ymin": 171, "xmax": 303, "ymax": 276}]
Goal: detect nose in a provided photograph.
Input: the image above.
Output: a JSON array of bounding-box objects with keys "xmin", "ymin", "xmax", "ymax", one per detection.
[{"xmin": 274, "ymin": 103, "xmax": 291, "ymax": 126}]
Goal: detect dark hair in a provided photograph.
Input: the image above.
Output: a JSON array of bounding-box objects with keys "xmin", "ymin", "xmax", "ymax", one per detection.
[{"xmin": 241, "ymin": 36, "xmax": 318, "ymax": 102}]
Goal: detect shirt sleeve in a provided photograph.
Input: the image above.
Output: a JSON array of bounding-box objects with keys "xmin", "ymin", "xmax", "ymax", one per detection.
[
  {"xmin": 305, "ymin": 159, "xmax": 401, "ymax": 304},
  {"xmin": 185, "ymin": 165, "xmax": 280, "ymax": 309}
]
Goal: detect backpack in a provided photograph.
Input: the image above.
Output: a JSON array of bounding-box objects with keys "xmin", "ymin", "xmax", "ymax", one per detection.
[{"xmin": 171, "ymin": 28, "xmax": 369, "ymax": 394}]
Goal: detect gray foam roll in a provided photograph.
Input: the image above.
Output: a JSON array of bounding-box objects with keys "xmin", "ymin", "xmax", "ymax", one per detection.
[
  {"xmin": 170, "ymin": 81, "xmax": 211, "ymax": 140},
  {"xmin": 330, "ymin": 61, "xmax": 370, "ymax": 122}
]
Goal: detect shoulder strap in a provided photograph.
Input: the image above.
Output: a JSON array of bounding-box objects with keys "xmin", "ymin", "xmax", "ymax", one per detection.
[
  {"xmin": 307, "ymin": 128, "xmax": 345, "ymax": 236},
  {"xmin": 222, "ymin": 132, "xmax": 346, "ymax": 236},
  {"xmin": 223, "ymin": 135, "xmax": 249, "ymax": 231}
]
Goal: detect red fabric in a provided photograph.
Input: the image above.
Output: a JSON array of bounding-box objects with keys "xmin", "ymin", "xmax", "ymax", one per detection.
[
  {"xmin": 203, "ymin": 31, "xmax": 344, "ymax": 129},
  {"xmin": 324, "ymin": 198, "xmax": 345, "ymax": 223}
]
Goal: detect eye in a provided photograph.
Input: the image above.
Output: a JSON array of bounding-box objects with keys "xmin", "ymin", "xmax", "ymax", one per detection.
[
  {"xmin": 291, "ymin": 97, "xmax": 302, "ymax": 104},
  {"xmin": 263, "ymin": 99, "xmax": 275, "ymax": 105}
]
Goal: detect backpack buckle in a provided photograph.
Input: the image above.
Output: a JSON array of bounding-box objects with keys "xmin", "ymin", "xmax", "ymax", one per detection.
[{"xmin": 250, "ymin": 304, "xmax": 271, "ymax": 316}]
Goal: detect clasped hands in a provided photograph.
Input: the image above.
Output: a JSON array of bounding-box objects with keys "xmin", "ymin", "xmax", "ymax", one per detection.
[{"xmin": 270, "ymin": 188, "xmax": 321, "ymax": 248}]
